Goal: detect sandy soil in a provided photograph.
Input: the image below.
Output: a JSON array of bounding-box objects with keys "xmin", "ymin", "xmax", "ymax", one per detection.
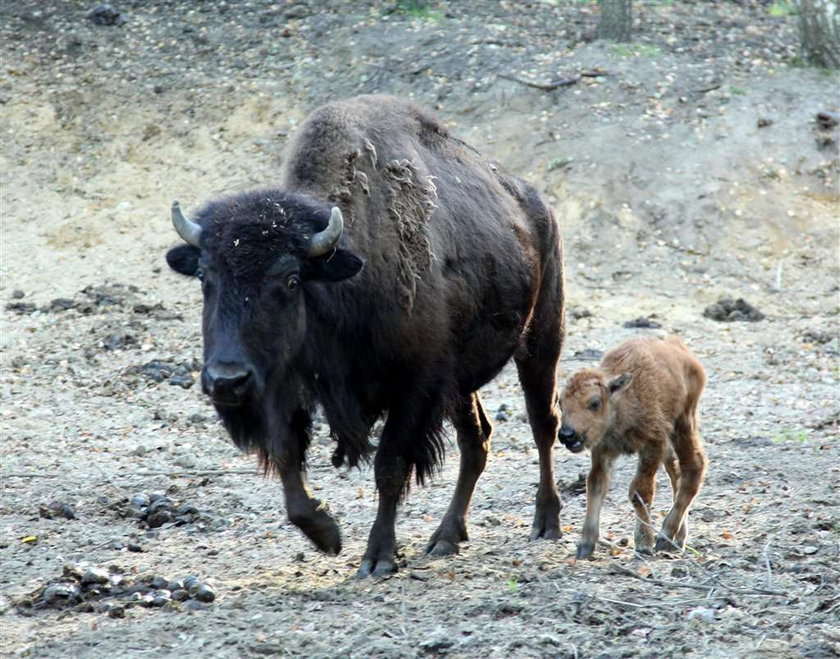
[{"xmin": 1, "ymin": 1, "xmax": 838, "ymax": 657}]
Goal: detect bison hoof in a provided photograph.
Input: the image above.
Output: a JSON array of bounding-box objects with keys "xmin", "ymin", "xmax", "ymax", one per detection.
[
  {"xmin": 425, "ymin": 517, "xmax": 467, "ymax": 556},
  {"xmin": 576, "ymin": 540, "xmax": 596, "ymax": 560},
  {"xmin": 356, "ymin": 556, "xmax": 398, "ymax": 579},
  {"xmin": 654, "ymin": 535, "xmax": 682, "ymax": 552},
  {"xmin": 530, "ymin": 505, "xmax": 562, "ymax": 541},
  {"xmin": 425, "ymin": 538, "xmax": 459, "ymax": 557},
  {"xmin": 290, "ymin": 507, "xmax": 342, "ymax": 555}
]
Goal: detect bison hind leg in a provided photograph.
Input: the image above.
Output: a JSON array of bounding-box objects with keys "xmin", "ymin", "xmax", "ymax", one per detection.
[{"xmin": 426, "ymin": 392, "xmax": 492, "ymax": 556}]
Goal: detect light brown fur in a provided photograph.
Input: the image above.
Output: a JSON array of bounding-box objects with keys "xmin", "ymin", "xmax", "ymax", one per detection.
[{"xmin": 558, "ymin": 336, "xmax": 708, "ymax": 558}]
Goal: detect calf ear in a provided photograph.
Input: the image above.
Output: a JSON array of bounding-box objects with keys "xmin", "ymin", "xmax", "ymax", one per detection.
[
  {"xmin": 304, "ymin": 248, "xmax": 364, "ymax": 282},
  {"xmin": 166, "ymin": 245, "xmax": 200, "ymax": 277},
  {"xmin": 608, "ymin": 372, "xmax": 632, "ymax": 395}
]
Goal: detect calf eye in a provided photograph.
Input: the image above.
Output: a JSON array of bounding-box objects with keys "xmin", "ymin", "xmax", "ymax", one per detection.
[
  {"xmin": 196, "ymin": 268, "xmax": 205, "ymax": 282},
  {"xmin": 287, "ymin": 274, "xmax": 301, "ymax": 291},
  {"xmin": 588, "ymin": 398, "xmax": 601, "ymax": 411}
]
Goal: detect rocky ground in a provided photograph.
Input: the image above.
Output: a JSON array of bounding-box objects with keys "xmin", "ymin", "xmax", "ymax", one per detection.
[{"xmin": 1, "ymin": 1, "xmax": 838, "ymax": 657}]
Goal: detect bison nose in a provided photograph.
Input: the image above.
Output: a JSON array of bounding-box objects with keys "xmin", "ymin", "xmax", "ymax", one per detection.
[
  {"xmin": 558, "ymin": 425, "xmax": 576, "ymax": 441},
  {"xmin": 203, "ymin": 362, "xmax": 253, "ymax": 404}
]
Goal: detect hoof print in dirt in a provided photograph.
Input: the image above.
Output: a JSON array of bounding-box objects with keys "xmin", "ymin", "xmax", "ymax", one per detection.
[
  {"xmin": 18, "ymin": 564, "xmax": 216, "ymax": 614},
  {"xmin": 623, "ymin": 316, "xmax": 662, "ymax": 329},
  {"xmin": 129, "ymin": 360, "xmax": 198, "ymax": 389},
  {"xmin": 119, "ymin": 492, "xmax": 220, "ymax": 531},
  {"xmin": 703, "ymin": 297, "xmax": 765, "ymax": 322},
  {"xmin": 38, "ymin": 500, "xmax": 77, "ymax": 520}
]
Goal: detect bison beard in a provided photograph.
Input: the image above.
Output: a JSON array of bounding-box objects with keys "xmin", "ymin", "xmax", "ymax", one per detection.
[{"xmin": 166, "ymin": 95, "xmax": 566, "ymax": 577}]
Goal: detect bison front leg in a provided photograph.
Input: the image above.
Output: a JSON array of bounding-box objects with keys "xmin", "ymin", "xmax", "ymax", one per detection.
[
  {"xmin": 274, "ymin": 408, "xmax": 341, "ymax": 555},
  {"xmin": 629, "ymin": 444, "xmax": 663, "ymax": 555},
  {"xmin": 357, "ymin": 447, "xmax": 411, "ymax": 578},
  {"xmin": 426, "ymin": 393, "xmax": 491, "ymax": 556}
]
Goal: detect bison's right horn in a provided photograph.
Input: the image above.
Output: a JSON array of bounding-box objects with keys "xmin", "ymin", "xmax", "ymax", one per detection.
[
  {"xmin": 307, "ymin": 206, "xmax": 344, "ymax": 257},
  {"xmin": 171, "ymin": 200, "xmax": 202, "ymax": 248}
]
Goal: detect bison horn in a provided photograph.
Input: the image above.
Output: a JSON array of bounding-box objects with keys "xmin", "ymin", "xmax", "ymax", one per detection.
[
  {"xmin": 307, "ymin": 206, "xmax": 344, "ymax": 257},
  {"xmin": 171, "ymin": 200, "xmax": 202, "ymax": 248}
]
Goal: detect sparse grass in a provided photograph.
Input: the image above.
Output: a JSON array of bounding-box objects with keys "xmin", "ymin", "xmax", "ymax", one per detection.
[
  {"xmin": 507, "ymin": 576, "xmax": 519, "ymax": 593},
  {"xmin": 612, "ymin": 43, "xmax": 662, "ymax": 58},
  {"xmin": 773, "ymin": 429, "xmax": 810, "ymax": 443},
  {"xmin": 730, "ymin": 86, "xmax": 747, "ymax": 95},
  {"xmin": 768, "ymin": 1, "xmax": 797, "ymax": 17},
  {"xmin": 396, "ymin": 0, "xmax": 444, "ymax": 22}
]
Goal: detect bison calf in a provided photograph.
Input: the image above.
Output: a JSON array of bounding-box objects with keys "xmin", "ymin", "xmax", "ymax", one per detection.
[{"xmin": 558, "ymin": 336, "xmax": 708, "ymax": 558}]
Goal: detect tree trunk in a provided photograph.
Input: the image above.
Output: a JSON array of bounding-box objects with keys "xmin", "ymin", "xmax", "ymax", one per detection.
[
  {"xmin": 796, "ymin": 0, "xmax": 840, "ymax": 68},
  {"xmin": 598, "ymin": 0, "xmax": 632, "ymax": 42}
]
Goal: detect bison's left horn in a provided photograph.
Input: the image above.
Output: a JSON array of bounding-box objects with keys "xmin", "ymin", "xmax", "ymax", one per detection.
[
  {"xmin": 307, "ymin": 206, "xmax": 344, "ymax": 257},
  {"xmin": 171, "ymin": 200, "xmax": 202, "ymax": 248}
]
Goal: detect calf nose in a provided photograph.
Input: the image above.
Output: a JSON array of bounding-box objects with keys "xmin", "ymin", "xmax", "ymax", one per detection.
[
  {"xmin": 558, "ymin": 425, "xmax": 576, "ymax": 441},
  {"xmin": 203, "ymin": 362, "xmax": 253, "ymax": 403}
]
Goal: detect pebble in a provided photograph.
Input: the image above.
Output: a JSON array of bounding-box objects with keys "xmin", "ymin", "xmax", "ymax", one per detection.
[
  {"xmin": 192, "ymin": 583, "xmax": 216, "ymax": 603},
  {"xmin": 81, "ymin": 567, "xmax": 111, "ymax": 585},
  {"xmin": 801, "ymin": 546, "xmax": 819, "ymax": 555},
  {"xmin": 87, "ymin": 4, "xmax": 125, "ymax": 26},
  {"xmin": 623, "ymin": 316, "xmax": 662, "ymax": 329},
  {"xmin": 687, "ymin": 606, "xmax": 716, "ymax": 622},
  {"xmin": 39, "ymin": 500, "xmax": 77, "ymax": 520}
]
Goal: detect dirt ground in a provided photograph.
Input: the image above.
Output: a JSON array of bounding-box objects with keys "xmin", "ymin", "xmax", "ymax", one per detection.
[{"xmin": 1, "ymin": 1, "xmax": 838, "ymax": 657}]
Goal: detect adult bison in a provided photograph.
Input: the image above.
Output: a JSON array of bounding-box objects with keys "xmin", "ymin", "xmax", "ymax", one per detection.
[{"xmin": 166, "ymin": 95, "xmax": 565, "ymax": 577}]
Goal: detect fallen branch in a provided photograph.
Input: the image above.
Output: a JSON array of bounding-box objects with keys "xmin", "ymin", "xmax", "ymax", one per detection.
[
  {"xmin": 3, "ymin": 469, "xmax": 256, "ymax": 479},
  {"xmin": 498, "ymin": 70, "xmax": 607, "ymax": 91}
]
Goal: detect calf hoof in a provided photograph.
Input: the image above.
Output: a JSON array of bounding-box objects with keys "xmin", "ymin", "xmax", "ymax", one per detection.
[
  {"xmin": 290, "ymin": 504, "xmax": 342, "ymax": 555},
  {"xmin": 635, "ymin": 544, "xmax": 654, "ymax": 556},
  {"xmin": 576, "ymin": 541, "xmax": 596, "ymax": 560}
]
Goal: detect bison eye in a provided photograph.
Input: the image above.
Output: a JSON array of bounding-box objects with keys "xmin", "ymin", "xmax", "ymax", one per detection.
[
  {"xmin": 196, "ymin": 268, "xmax": 205, "ymax": 282},
  {"xmin": 287, "ymin": 274, "xmax": 301, "ymax": 291},
  {"xmin": 588, "ymin": 398, "xmax": 601, "ymax": 412}
]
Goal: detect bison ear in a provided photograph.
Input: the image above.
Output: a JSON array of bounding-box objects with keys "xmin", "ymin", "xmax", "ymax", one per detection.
[
  {"xmin": 608, "ymin": 373, "xmax": 632, "ymax": 395},
  {"xmin": 303, "ymin": 248, "xmax": 364, "ymax": 282},
  {"xmin": 166, "ymin": 244, "xmax": 200, "ymax": 277}
]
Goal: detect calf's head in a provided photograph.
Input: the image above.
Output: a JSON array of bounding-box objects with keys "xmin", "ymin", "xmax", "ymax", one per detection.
[
  {"xmin": 165, "ymin": 191, "xmax": 364, "ymax": 412},
  {"xmin": 558, "ymin": 369, "xmax": 632, "ymax": 453}
]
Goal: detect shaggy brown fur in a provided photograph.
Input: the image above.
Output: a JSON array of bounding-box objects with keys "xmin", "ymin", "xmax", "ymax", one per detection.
[
  {"xmin": 558, "ymin": 336, "xmax": 708, "ymax": 558},
  {"xmin": 166, "ymin": 95, "xmax": 566, "ymax": 578}
]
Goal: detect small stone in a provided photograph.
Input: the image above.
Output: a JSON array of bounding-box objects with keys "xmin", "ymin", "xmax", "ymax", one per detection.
[
  {"xmin": 701, "ymin": 509, "xmax": 716, "ymax": 522},
  {"xmin": 183, "ymin": 576, "xmax": 200, "ymax": 591},
  {"xmin": 801, "ymin": 546, "xmax": 819, "ymax": 555},
  {"xmin": 495, "ymin": 411, "xmax": 509, "ymax": 422},
  {"xmin": 623, "ymin": 316, "xmax": 662, "ymax": 329},
  {"xmin": 11, "ymin": 290, "xmax": 24, "ymax": 299},
  {"xmin": 757, "ymin": 117, "xmax": 773, "ymax": 128},
  {"xmin": 687, "ymin": 607, "xmax": 716, "ymax": 622},
  {"xmin": 42, "ymin": 583, "xmax": 81, "ymax": 605},
  {"xmin": 171, "ymin": 589, "xmax": 190, "ymax": 602},
  {"xmin": 39, "ymin": 501, "xmax": 77, "ymax": 520},
  {"xmin": 150, "ymin": 576, "xmax": 170, "ymax": 590},
  {"xmin": 87, "ymin": 4, "xmax": 125, "ymax": 26},
  {"xmin": 193, "ymin": 583, "xmax": 216, "ymax": 603},
  {"xmin": 108, "ymin": 605, "xmax": 125, "ymax": 618},
  {"xmin": 131, "ymin": 493, "xmax": 150, "ymax": 508},
  {"xmin": 146, "ymin": 510, "xmax": 172, "ymax": 528},
  {"xmin": 81, "ymin": 567, "xmax": 111, "ymax": 585}
]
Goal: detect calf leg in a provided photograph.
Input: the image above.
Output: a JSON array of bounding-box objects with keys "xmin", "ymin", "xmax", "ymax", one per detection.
[
  {"xmin": 426, "ymin": 393, "xmax": 492, "ymax": 556},
  {"xmin": 663, "ymin": 446, "xmax": 686, "ymax": 541},
  {"xmin": 578, "ymin": 446, "xmax": 616, "ymax": 559},
  {"xmin": 629, "ymin": 444, "xmax": 664, "ymax": 554},
  {"xmin": 656, "ymin": 418, "xmax": 708, "ymax": 551}
]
